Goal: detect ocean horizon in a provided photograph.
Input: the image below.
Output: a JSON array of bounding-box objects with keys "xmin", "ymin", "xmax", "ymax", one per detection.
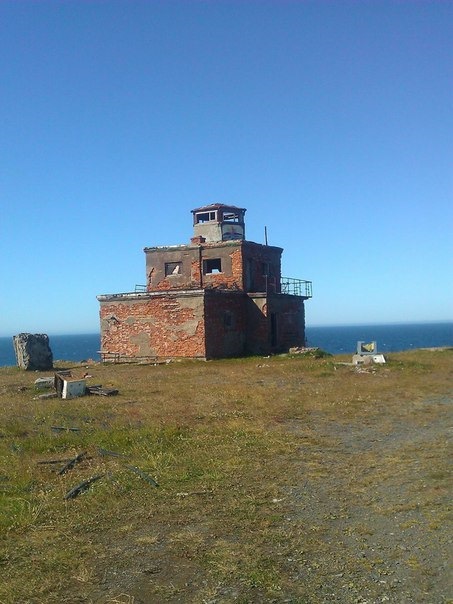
[{"xmin": 0, "ymin": 322, "xmax": 452, "ymax": 367}]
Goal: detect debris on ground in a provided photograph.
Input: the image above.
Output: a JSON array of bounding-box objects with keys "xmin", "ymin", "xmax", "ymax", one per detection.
[
  {"xmin": 33, "ymin": 392, "xmax": 58, "ymax": 400},
  {"xmin": 87, "ymin": 386, "xmax": 119, "ymax": 396},
  {"xmin": 29, "ymin": 371, "xmax": 119, "ymax": 400},
  {"xmin": 176, "ymin": 490, "xmax": 212, "ymax": 497},
  {"xmin": 54, "ymin": 372, "xmax": 87, "ymax": 399},
  {"xmin": 352, "ymin": 353, "xmax": 386, "ymax": 366},
  {"xmin": 289, "ymin": 347, "xmax": 332, "ymax": 358},
  {"xmin": 37, "ymin": 458, "xmax": 74, "ymax": 465},
  {"xmin": 34, "ymin": 377, "xmax": 55, "ymax": 389},
  {"xmin": 98, "ymin": 447, "xmax": 128, "ymax": 458},
  {"xmin": 64, "ymin": 474, "xmax": 105, "ymax": 500},
  {"xmin": 125, "ymin": 465, "xmax": 159, "ymax": 487},
  {"xmin": 58, "ymin": 451, "xmax": 88, "ymax": 475},
  {"xmin": 38, "ymin": 446, "xmax": 156, "ymax": 499},
  {"xmin": 353, "ymin": 340, "xmax": 386, "ymax": 366},
  {"xmin": 289, "ymin": 346, "xmax": 319, "ymax": 354}
]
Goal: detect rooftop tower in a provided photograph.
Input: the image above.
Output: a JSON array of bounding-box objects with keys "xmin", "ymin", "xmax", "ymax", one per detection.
[{"xmin": 191, "ymin": 203, "xmax": 246, "ymax": 242}]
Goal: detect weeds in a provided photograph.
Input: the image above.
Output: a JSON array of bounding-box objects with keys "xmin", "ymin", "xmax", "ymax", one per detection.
[{"xmin": 0, "ymin": 351, "xmax": 451, "ymax": 603}]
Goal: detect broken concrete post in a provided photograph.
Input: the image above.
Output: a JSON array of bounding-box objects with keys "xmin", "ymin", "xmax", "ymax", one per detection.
[{"xmin": 13, "ymin": 333, "xmax": 53, "ymax": 371}]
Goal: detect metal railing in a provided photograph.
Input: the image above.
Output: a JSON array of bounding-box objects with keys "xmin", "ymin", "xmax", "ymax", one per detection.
[
  {"xmin": 280, "ymin": 277, "xmax": 312, "ymax": 298},
  {"xmin": 135, "ymin": 280, "xmax": 312, "ymax": 297}
]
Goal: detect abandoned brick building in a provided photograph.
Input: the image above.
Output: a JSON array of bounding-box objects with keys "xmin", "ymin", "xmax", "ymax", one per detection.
[{"xmin": 97, "ymin": 204, "xmax": 312, "ymax": 360}]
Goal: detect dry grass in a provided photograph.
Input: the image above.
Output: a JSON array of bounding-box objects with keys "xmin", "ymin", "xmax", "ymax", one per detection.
[{"xmin": 0, "ymin": 349, "xmax": 452, "ymax": 603}]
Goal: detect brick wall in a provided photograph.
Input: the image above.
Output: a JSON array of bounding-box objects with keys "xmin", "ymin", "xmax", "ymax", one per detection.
[
  {"xmin": 242, "ymin": 242, "xmax": 282, "ymax": 293},
  {"xmin": 99, "ymin": 292, "xmax": 206, "ymax": 359},
  {"xmin": 99, "ymin": 236, "xmax": 304, "ymax": 360},
  {"xmin": 245, "ymin": 295, "xmax": 271, "ymax": 355},
  {"xmin": 204, "ymin": 291, "xmax": 247, "ymax": 358},
  {"xmin": 144, "ymin": 241, "xmax": 282, "ymax": 294},
  {"xmin": 267, "ymin": 295, "xmax": 306, "ymax": 351},
  {"xmin": 98, "ymin": 290, "xmax": 306, "ymax": 360},
  {"xmin": 201, "ymin": 247, "xmax": 244, "ymax": 290},
  {"xmin": 146, "ymin": 247, "xmax": 199, "ymax": 292},
  {"xmin": 245, "ymin": 293, "xmax": 306, "ymax": 354}
]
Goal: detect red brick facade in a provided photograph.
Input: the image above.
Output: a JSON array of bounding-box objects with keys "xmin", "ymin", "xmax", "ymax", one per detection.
[
  {"xmin": 99, "ymin": 292, "xmax": 207, "ymax": 359},
  {"xmin": 98, "ymin": 204, "xmax": 310, "ymax": 360},
  {"xmin": 144, "ymin": 240, "xmax": 282, "ymax": 294}
]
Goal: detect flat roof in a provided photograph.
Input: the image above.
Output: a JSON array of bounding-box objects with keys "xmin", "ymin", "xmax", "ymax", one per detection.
[
  {"xmin": 191, "ymin": 203, "xmax": 246, "ymax": 214},
  {"xmin": 143, "ymin": 240, "xmax": 283, "ymax": 253}
]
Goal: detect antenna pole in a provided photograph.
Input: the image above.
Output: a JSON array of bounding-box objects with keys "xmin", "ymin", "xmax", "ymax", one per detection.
[{"xmin": 264, "ymin": 226, "xmax": 268, "ymax": 246}]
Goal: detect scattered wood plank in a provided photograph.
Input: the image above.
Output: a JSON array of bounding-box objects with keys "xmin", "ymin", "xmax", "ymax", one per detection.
[
  {"xmin": 125, "ymin": 465, "xmax": 159, "ymax": 487},
  {"xmin": 56, "ymin": 370, "xmax": 72, "ymax": 376},
  {"xmin": 33, "ymin": 392, "xmax": 58, "ymax": 400},
  {"xmin": 51, "ymin": 426, "xmax": 81, "ymax": 433},
  {"xmin": 37, "ymin": 458, "xmax": 73, "ymax": 465},
  {"xmin": 38, "ymin": 456, "xmax": 93, "ymax": 466},
  {"xmin": 58, "ymin": 451, "xmax": 88, "ymax": 475},
  {"xmin": 64, "ymin": 474, "xmax": 105, "ymax": 499},
  {"xmin": 98, "ymin": 447, "xmax": 128, "ymax": 458},
  {"xmin": 87, "ymin": 386, "xmax": 119, "ymax": 396}
]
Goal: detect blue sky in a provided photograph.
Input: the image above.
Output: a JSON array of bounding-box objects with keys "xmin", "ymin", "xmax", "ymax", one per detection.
[{"xmin": 1, "ymin": 0, "xmax": 452, "ymax": 335}]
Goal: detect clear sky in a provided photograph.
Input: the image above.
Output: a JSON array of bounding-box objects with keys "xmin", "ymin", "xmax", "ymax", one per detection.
[{"xmin": 1, "ymin": 0, "xmax": 452, "ymax": 336}]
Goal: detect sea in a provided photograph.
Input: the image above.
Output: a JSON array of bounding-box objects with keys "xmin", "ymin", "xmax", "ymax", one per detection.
[{"xmin": 0, "ymin": 323, "xmax": 452, "ymax": 367}]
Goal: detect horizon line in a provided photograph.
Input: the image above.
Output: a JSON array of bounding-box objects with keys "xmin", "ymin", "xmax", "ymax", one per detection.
[{"xmin": 1, "ymin": 319, "xmax": 452, "ymax": 338}]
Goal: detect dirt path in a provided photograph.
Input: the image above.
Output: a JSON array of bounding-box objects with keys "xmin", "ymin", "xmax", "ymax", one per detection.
[
  {"xmin": 276, "ymin": 396, "xmax": 453, "ymax": 603},
  {"xmin": 86, "ymin": 394, "xmax": 452, "ymax": 603}
]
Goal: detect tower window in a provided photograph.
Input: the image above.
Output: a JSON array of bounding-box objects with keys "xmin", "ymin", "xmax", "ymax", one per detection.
[
  {"xmin": 165, "ymin": 262, "xmax": 182, "ymax": 276},
  {"xmin": 195, "ymin": 211, "xmax": 217, "ymax": 224},
  {"xmin": 222, "ymin": 211, "xmax": 240, "ymax": 223},
  {"xmin": 203, "ymin": 258, "xmax": 222, "ymax": 274}
]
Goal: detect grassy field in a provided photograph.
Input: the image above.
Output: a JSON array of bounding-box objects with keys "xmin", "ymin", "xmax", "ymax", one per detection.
[{"xmin": 0, "ymin": 349, "xmax": 452, "ymax": 604}]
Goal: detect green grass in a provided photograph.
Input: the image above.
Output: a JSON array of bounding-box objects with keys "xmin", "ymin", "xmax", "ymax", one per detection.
[{"xmin": 0, "ymin": 349, "xmax": 452, "ymax": 603}]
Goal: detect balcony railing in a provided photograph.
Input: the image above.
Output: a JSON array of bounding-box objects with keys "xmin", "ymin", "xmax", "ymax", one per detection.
[
  {"xmin": 281, "ymin": 277, "xmax": 312, "ymax": 298},
  {"xmin": 135, "ymin": 280, "xmax": 312, "ymax": 297}
]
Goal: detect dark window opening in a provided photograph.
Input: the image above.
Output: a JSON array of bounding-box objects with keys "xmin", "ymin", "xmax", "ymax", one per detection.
[
  {"xmin": 165, "ymin": 262, "xmax": 182, "ymax": 276},
  {"xmin": 195, "ymin": 211, "xmax": 217, "ymax": 224},
  {"xmin": 222, "ymin": 211, "xmax": 240, "ymax": 223},
  {"xmin": 203, "ymin": 258, "xmax": 222, "ymax": 274}
]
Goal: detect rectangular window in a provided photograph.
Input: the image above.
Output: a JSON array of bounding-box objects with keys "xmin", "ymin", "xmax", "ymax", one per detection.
[
  {"xmin": 165, "ymin": 262, "xmax": 182, "ymax": 276},
  {"xmin": 203, "ymin": 258, "xmax": 222, "ymax": 274},
  {"xmin": 222, "ymin": 211, "xmax": 240, "ymax": 223},
  {"xmin": 195, "ymin": 211, "xmax": 217, "ymax": 224}
]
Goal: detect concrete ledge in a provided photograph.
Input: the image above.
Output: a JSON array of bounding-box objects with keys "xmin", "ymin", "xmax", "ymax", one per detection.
[{"xmin": 97, "ymin": 289, "xmax": 205, "ymax": 302}]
